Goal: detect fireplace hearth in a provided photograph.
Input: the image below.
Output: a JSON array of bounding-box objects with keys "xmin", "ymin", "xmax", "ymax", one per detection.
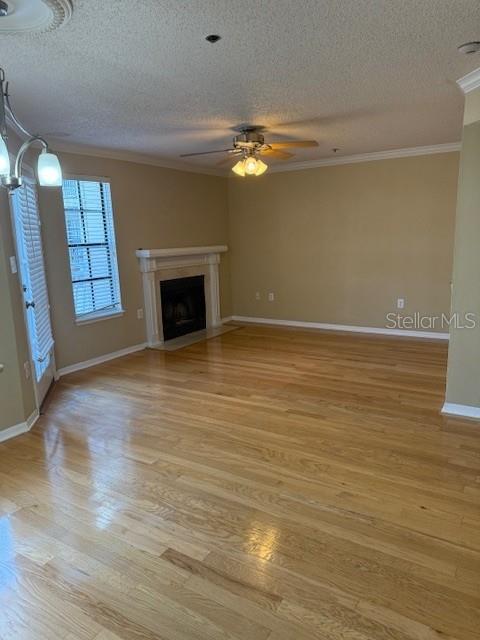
[{"xmin": 160, "ymin": 275, "xmax": 206, "ymax": 341}]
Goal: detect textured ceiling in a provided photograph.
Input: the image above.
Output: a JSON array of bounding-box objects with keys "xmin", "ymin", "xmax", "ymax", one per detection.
[{"xmin": 1, "ymin": 0, "xmax": 479, "ymax": 173}]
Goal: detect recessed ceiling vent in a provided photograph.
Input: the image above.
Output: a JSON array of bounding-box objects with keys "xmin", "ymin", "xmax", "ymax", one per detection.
[{"xmin": 0, "ymin": 0, "xmax": 72, "ymax": 34}]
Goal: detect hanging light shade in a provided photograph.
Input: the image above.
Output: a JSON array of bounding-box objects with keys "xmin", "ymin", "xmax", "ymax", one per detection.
[
  {"xmin": 0, "ymin": 135, "xmax": 10, "ymax": 177},
  {"xmin": 232, "ymin": 159, "xmax": 246, "ymax": 177},
  {"xmin": 254, "ymin": 158, "xmax": 268, "ymax": 176},
  {"xmin": 244, "ymin": 156, "xmax": 258, "ymax": 175},
  {"xmin": 37, "ymin": 151, "xmax": 63, "ymax": 187}
]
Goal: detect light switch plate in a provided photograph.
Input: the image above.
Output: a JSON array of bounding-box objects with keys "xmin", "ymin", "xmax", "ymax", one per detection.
[{"xmin": 9, "ymin": 256, "xmax": 17, "ymax": 274}]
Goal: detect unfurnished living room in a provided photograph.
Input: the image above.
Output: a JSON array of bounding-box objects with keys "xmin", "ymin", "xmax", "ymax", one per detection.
[{"xmin": 1, "ymin": 1, "xmax": 480, "ymax": 638}]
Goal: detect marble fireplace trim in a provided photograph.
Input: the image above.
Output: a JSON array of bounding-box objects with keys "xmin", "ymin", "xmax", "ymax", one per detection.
[{"xmin": 136, "ymin": 246, "xmax": 228, "ymax": 346}]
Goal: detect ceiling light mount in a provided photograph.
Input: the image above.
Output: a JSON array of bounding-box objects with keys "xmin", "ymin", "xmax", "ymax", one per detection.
[
  {"xmin": 458, "ymin": 41, "xmax": 480, "ymax": 55},
  {"xmin": 233, "ymin": 127, "xmax": 266, "ymax": 149},
  {"xmin": 0, "ymin": 67, "xmax": 63, "ymax": 192},
  {"xmin": 0, "ymin": 0, "xmax": 73, "ymax": 34}
]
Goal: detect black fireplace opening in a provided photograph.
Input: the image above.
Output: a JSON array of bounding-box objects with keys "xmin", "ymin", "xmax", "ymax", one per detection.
[{"xmin": 160, "ymin": 275, "xmax": 206, "ymax": 341}]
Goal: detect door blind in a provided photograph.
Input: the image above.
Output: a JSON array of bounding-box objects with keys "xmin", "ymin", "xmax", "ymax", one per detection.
[
  {"xmin": 62, "ymin": 179, "xmax": 121, "ymax": 318},
  {"xmin": 12, "ymin": 179, "xmax": 54, "ymax": 381}
]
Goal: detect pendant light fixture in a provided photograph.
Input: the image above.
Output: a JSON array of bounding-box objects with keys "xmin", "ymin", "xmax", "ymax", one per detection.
[{"xmin": 0, "ymin": 67, "xmax": 63, "ymax": 192}]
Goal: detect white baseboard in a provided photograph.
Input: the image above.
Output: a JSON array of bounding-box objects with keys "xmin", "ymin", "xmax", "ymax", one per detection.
[
  {"xmin": 222, "ymin": 316, "xmax": 233, "ymax": 323},
  {"xmin": 0, "ymin": 409, "xmax": 39, "ymax": 444},
  {"xmin": 231, "ymin": 316, "xmax": 449, "ymax": 340},
  {"xmin": 441, "ymin": 402, "xmax": 480, "ymax": 420},
  {"xmin": 57, "ymin": 343, "xmax": 147, "ymax": 378}
]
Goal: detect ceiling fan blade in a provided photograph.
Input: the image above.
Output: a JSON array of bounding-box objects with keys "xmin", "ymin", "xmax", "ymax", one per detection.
[
  {"xmin": 180, "ymin": 148, "xmax": 233, "ymax": 158},
  {"xmin": 269, "ymin": 140, "xmax": 318, "ymax": 149},
  {"xmin": 260, "ymin": 148, "xmax": 294, "ymax": 160},
  {"xmin": 217, "ymin": 152, "xmax": 242, "ymax": 166}
]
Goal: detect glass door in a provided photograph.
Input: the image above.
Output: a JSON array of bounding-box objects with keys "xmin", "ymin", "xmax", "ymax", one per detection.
[{"xmin": 10, "ymin": 174, "xmax": 55, "ymax": 406}]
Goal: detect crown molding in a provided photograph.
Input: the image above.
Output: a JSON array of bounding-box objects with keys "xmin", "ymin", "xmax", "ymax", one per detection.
[
  {"xmin": 457, "ymin": 67, "xmax": 480, "ymax": 94},
  {"xmin": 227, "ymin": 142, "xmax": 461, "ymax": 176},
  {"xmin": 51, "ymin": 141, "xmax": 226, "ymax": 177}
]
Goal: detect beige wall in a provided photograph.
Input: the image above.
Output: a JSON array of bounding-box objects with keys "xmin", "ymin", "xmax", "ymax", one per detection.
[
  {"xmin": 228, "ymin": 153, "xmax": 459, "ymax": 330},
  {"xmin": 0, "ymin": 140, "xmax": 462, "ymax": 433},
  {"xmin": 445, "ymin": 88, "xmax": 480, "ymax": 408},
  {"xmin": 38, "ymin": 152, "xmax": 230, "ymax": 370}
]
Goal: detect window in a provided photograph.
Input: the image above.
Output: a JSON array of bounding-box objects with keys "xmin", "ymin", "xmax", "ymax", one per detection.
[{"xmin": 62, "ymin": 178, "xmax": 122, "ymax": 322}]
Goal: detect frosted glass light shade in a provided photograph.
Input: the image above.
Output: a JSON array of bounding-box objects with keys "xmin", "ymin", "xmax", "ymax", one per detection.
[
  {"xmin": 38, "ymin": 151, "xmax": 62, "ymax": 186},
  {"xmin": 232, "ymin": 159, "xmax": 246, "ymax": 177},
  {"xmin": 244, "ymin": 156, "xmax": 258, "ymax": 175},
  {"xmin": 0, "ymin": 136, "xmax": 10, "ymax": 178},
  {"xmin": 254, "ymin": 159, "xmax": 268, "ymax": 176}
]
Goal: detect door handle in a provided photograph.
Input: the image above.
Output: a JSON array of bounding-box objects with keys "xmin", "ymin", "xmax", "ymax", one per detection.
[{"xmin": 25, "ymin": 300, "xmax": 35, "ymax": 309}]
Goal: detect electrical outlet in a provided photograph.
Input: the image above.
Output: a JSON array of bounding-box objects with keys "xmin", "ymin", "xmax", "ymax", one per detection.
[
  {"xmin": 397, "ymin": 298, "xmax": 405, "ymax": 309},
  {"xmin": 268, "ymin": 292, "xmax": 275, "ymax": 302},
  {"xmin": 137, "ymin": 308, "xmax": 144, "ymax": 320},
  {"xmin": 255, "ymin": 291, "xmax": 261, "ymax": 300}
]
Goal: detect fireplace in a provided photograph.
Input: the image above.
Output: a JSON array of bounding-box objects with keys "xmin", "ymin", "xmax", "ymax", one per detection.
[
  {"xmin": 136, "ymin": 245, "xmax": 227, "ymax": 347},
  {"xmin": 160, "ymin": 275, "xmax": 206, "ymax": 341}
]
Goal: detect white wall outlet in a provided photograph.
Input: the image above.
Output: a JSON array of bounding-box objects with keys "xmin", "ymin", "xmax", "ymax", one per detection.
[
  {"xmin": 268, "ymin": 292, "xmax": 275, "ymax": 302},
  {"xmin": 23, "ymin": 361, "xmax": 31, "ymax": 380},
  {"xmin": 397, "ymin": 298, "xmax": 405, "ymax": 309},
  {"xmin": 9, "ymin": 256, "xmax": 17, "ymax": 274},
  {"xmin": 255, "ymin": 291, "xmax": 261, "ymax": 300},
  {"xmin": 137, "ymin": 308, "xmax": 144, "ymax": 320}
]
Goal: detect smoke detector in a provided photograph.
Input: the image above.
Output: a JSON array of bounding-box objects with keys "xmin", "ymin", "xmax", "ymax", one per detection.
[
  {"xmin": 0, "ymin": 0, "xmax": 72, "ymax": 33},
  {"xmin": 458, "ymin": 41, "xmax": 480, "ymax": 55}
]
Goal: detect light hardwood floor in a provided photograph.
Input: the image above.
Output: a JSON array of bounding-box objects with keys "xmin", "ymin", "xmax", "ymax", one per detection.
[{"xmin": 0, "ymin": 324, "xmax": 479, "ymax": 640}]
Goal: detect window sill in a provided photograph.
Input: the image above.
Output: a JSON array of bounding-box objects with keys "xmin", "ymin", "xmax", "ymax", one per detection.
[{"xmin": 75, "ymin": 308, "xmax": 125, "ymax": 326}]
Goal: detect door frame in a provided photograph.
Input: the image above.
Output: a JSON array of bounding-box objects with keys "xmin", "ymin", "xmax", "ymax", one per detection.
[{"xmin": 8, "ymin": 161, "xmax": 57, "ymax": 409}]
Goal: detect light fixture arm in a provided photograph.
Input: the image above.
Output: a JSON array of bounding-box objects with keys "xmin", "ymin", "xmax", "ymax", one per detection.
[
  {"xmin": 4, "ymin": 84, "xmax": 36, "ymax": 139},
  {"xmin": 0, "ymin": 66, "xmax": 62, "ymax": 191},
  {"xmin": 10, "ymin": 135, "xmax": 49, "ymax": 185}
]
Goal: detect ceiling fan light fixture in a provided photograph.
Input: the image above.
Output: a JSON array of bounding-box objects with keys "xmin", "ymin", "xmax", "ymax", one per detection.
[{"xmin": 232, "ymin": 159, "xmax": 246, "ymax": 177}]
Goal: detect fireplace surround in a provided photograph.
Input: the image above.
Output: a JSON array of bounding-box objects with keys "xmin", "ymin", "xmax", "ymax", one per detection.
[{"xmin": 136, "ymin": 245, "xmax": 227, "ymax": 347}]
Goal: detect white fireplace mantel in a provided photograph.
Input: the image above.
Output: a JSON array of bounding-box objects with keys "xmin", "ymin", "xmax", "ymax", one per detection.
[{"xmin": 136, "ymin": 245, "xmax": 228, "ymax": 346}]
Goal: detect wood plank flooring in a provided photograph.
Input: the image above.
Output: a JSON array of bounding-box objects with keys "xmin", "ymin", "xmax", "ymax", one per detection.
[{"xmin": 0, "ymin": 324, "xmax": 479, "ymax": 640}]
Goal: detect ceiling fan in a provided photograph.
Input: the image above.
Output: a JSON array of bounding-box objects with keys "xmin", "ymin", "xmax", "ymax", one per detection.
[{"xmin": 180, "ymin": 126, "xmax": 318, "ymax": 177}]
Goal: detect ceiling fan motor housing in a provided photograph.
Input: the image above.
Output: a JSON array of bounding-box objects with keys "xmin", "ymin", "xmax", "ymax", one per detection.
[{"xmin": 233, "ymin": 128, "xmax": 266, "ymax": 151}]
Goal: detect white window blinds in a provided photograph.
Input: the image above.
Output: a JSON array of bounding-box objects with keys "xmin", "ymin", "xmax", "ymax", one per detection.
[
  {"xmin": 62, "ymin": 178, "xmax": 122, "ymax": 318},
  {"xmin": 12, "ymin": 179, "xmax": 54, "ymax": 381}
]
